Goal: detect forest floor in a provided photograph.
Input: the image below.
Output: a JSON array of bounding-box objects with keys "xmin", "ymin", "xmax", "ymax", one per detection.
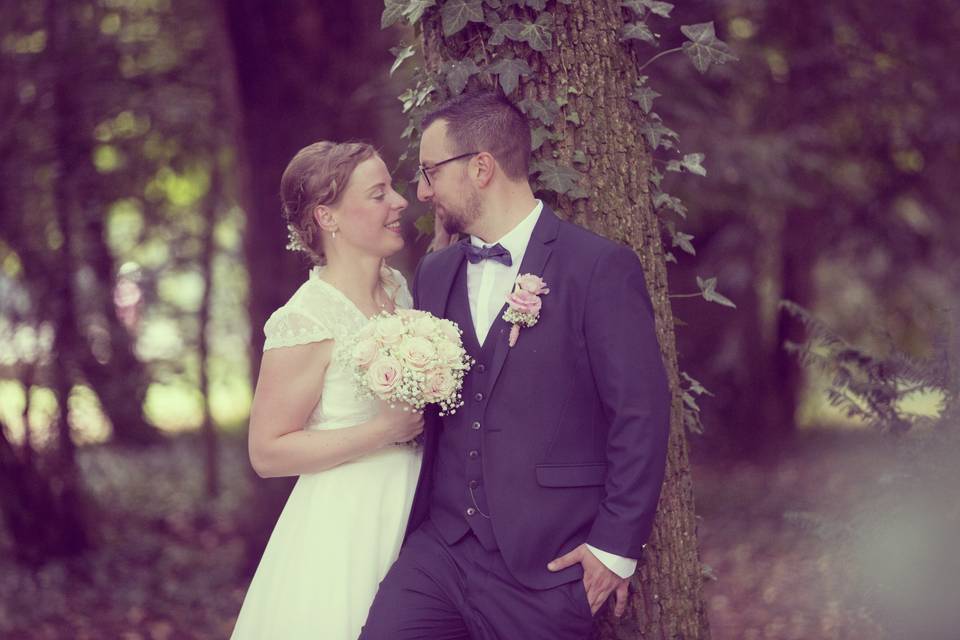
[{"xmin": 0, "ymin": 429, "xmax": 902, "ymax": 639}]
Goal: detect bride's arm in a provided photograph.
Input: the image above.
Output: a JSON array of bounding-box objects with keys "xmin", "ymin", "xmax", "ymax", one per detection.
[{"xmin": 247, "ymin": 340, "xmax": 422, "ymax": 478}]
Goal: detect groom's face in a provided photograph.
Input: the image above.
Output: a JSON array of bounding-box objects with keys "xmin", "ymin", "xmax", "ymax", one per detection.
[{"xmin": 417, "ymin": 120, "xmax": 481, "ymax": 236}]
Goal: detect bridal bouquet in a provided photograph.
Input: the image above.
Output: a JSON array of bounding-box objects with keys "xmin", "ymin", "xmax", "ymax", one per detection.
[{"xmin": 346, "ymin": 309, "xmax": 472, "ymax": 416}]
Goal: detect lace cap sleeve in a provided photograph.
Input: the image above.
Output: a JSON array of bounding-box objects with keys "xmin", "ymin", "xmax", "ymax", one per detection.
[
  {"xmin": 263, "ymin": 307, "xmax": 332, "ymax": 351},
  {"xmin": 385, "ymin": 267, "xmax": 414, "ymax": 310}
]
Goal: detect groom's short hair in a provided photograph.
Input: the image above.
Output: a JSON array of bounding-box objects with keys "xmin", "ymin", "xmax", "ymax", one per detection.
[{"xmin": 422, "ymin": 91, "xmax": 531, "ymax": 181}]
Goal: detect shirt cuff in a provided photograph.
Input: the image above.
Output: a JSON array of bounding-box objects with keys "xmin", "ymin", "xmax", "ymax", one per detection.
[{"xmin": 585, "ymin": 544, "xmax": 638, "ymax": 579}]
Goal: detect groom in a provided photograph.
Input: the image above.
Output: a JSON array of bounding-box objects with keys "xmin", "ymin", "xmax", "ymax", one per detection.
[{"xmin": 361, "ymin": 91, "xmax": 671, "ymax": 640}]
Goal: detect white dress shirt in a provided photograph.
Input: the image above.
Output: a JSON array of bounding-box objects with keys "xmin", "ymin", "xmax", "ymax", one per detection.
[{"xmin": 465, "ymin": 200, "xmax": 638, "ymax": 579}]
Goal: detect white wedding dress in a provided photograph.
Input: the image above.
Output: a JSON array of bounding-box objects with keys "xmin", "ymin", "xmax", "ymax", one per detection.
[{"xmin": 231, "ymin": 266, "xmax": 422, "ymax": 640}]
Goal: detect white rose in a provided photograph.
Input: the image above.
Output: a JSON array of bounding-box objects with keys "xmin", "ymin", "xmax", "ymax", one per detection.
[
  {"xmin": 352, "ymin": 337, "xmax": 379, "ymax": 368},
  {"xmin": 396, "ymin": 336, "xmax": 436, "ymax": 371},
  {"xmin": 375, "ymin": 316, "xmax": 407, "ymax": 345}
]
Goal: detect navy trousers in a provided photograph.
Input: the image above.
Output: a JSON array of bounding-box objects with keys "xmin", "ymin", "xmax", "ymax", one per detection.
[{"xmin": 360, "ymin": 521, "xmax": 595, "ymax": 640}]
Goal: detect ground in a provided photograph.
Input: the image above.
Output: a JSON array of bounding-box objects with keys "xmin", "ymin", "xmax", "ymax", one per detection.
[{"xmin": 0, "ymin": 430, "xmax": 900, "ymax": 639}]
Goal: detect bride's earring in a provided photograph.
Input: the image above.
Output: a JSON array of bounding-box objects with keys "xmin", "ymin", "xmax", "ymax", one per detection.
[{"xmin": 331, "ymin": 230, "xmax": 337, "ymax": 240}]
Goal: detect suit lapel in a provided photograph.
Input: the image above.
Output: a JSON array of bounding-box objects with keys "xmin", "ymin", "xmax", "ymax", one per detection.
[
  {"xmin": 484, "ymin": 207, "xmax": 560, "ymax": 399},
  {"xmin": 423, "ymin": 241, "xmax": 467, "ymax": 320}
]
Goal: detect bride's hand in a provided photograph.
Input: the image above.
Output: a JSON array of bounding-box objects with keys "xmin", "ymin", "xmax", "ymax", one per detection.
[{"xmin": 371, "ymin": 401, "xmax": 424, "ymax": 445}]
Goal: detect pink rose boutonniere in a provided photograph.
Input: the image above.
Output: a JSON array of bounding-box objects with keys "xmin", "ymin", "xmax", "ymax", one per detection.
[{"xmin": 502, "ymin": 274, "xmax": 550, "ymax": 347}]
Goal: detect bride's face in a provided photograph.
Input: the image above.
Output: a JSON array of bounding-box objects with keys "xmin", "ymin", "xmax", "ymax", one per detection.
[{"xmin": 327, "ymin": 155, "xmax": 408, "ymax": 259}]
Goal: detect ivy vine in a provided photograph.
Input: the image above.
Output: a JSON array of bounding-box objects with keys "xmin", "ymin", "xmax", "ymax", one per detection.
[{"xmin": 382, "ymin": 0, "xmax": 737, "ymax": 432}]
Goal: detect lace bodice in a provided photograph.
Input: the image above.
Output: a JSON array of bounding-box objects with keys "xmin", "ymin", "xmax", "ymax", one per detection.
[{"xmin": 262, "ymin": 265, "xmax": 414, "ymax": 429}]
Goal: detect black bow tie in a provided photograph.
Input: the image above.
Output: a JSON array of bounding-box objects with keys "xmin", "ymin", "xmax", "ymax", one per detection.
[{"xmin": 459, "ymin": 242, "xmax": 513, "ymax": 266}]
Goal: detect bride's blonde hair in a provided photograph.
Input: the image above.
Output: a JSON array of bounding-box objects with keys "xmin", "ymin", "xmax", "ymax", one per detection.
[
  {"xmin": 280, "ymin": 141, "xmax": 378, "ymax": 265},
  {"xmin": 279, "ymin": 141, "xmax": 399, "ymax": 297}
]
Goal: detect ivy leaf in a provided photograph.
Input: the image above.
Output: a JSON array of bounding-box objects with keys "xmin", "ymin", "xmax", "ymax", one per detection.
[
  {"xmin": 642, "ymin": 0, "xmax": 673, "ymax": 17},
  {"xmin": 620, "ymin": 0, "xmax": 647, "ymax": 14},
  {"xmin": 672, "ymin": 230, "xmax": 696, "ymax": 255},
  {"xmin": 441, "ymin": 0, "xmax": 485, "ymax": 37},
  {"xmin": 639, "ymin": 115, "xmax": 678, "ymax": 150},
  {"xmin": 404, "ymin": 0, "xmax": 436, "ymax": 25},
  {"xmin": 532, "ymin": 160, "xmax": 584, "ymax": 196},
  {"xmin": 487, "ymin": 57, "xmax": 532, "ymax": 96},
  {"xmin": 414, "ymin": 213, "xmax": 435, "ymax": 239},
  {"xmin": 382, "ymin": 0, "xmax": 408, "ymax": 29},
  {"xmin": 681, "ymin": 152, "xmax": 706, "ymax": 176},
  {"xmin": 572, "ymin": 150, "xmax": 588, "ymax": 165},
  {"xmin": 653, "ymin": 191, "xmax": 687, "ymax": 218},
  {"xmin": 566, "ymin": 111, "xmax": 581, "ymax": 125},
  {"xmin": 697, "ymin": 275, "xmax": 737, "ymax": 308},
  {"xmin": 556, "ymin": 0, "xmax": 574, "ymax": 4},
  {"xmin": 648, "ymin": 167, "xmax": 663, "ymax": 189},
  {"xmin": 445, "ymin": 58, "xmax": 480, "ymax": 96},
  {"xmin": 629, "ymin": 85, "xmax": 660, "ymax": 113},
  {"xmin": 484, "ymin": 0, "xmax": 502, "ymax": 7},
  {"xmin": 518, "ymin": 98, "xmax": 560, "ymax": 126},
  {"xmin": 530, "ymin": 126, "xmax": 552, "ymax": 151},
  {"xmin": 521, "ymin": 13, "xmax": 554, "ymax": 52},
  {"xmin": 680, "ymin": 21, "xmax": 738, "ymax": 74},
  {"xmin": 389, "ymin": 44, "xmax": 416, "ymax": 76},
  {"xmin": 621, "ymin": 21, "xmax": 657, "ymax": 45},
  {"xmin": 489, "ymin": 19, "xmax": 525, "ymax": 45}
]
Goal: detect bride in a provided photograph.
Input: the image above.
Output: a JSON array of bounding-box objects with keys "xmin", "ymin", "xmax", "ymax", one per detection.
[{"xmin": 231, "ymin": 141, "xmax": 424, "ymax": 639}]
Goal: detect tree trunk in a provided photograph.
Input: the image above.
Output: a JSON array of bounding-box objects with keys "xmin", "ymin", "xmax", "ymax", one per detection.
[
  {"xmin": 199, "ymin": 166, "xmax": 222, "ymax": 498},
  {"xmin": 419, "ymin": 2, "xmax": 709, "ymax": 637}
]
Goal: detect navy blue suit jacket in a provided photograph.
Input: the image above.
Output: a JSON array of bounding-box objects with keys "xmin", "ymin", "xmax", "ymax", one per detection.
[{"xmin": 408, "ymin": 206, "xmax": 670, "ymax": 589}]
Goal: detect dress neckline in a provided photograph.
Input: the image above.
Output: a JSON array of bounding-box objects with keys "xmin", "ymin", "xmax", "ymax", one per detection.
[{"xmin": 309, "ymin": 266, "xmax": 396, "ymax": 321}]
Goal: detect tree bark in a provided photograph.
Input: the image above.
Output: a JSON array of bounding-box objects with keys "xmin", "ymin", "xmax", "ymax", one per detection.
[{"xmin": 419, "ymin": 2, "xmax": 709, "ymax": 637}]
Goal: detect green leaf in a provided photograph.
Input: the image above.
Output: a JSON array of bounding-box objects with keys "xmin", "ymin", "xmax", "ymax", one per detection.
[
  {"xmin": 518, "ymin": 98, "xmax": 560, "ymax": 126},
  {"xmin": 697, "ymin": 275, "xmax": 737, "ymax": 308},
  {"xmin": 642, "ymin": 0, "xmax": 673, "ymax": 17},
  {"xmin": 414, "ymin": 212, "xmax": 435, "ymax": 239},
  {"xmin": 484, "ymin": 0, "xmax": 502, "ymax": 7},
  {"xmin": 441, "ymin": 0, "xmax": 484, "ymax": 37},
  {"xmin": 530, "ymin": 127, "xmax": 552, "ymax": 151},
  {"xmin": 621, "ymin": 21, "xmax": 657, "ymax": 44},
  {"xmin": 389, "ymin": 44, "xmax": 416, "ymax": 76},
  {"xmin": 445, "ymin": 58, "xmax": 480, "ymax": 96},
  {"xmin": 487, "ymin": 57, "xmax": 532, "ymax": 96},
  {"xmin": 653, "ymin": 191, "xmax": 687, "ymax": 218},
  {"xmin": 629, "ymin": 85, "xmax": 660, "ymax": 113},
  {"xmin": 521, "ymin": 13, "xmax": 553, "ymax": 52},
  {"xmin": 382, "ymin": 0, "xmax": 408, "ymax": 29},
  {"xmin": 680, "ymin": 21, "xmax": 738, "ymax": 73},
  {"xmin": 566, "ymin": 111, "xmax": 581, "ymax": 125},
  {"xmin": 532, "ymin": 160, "xmax": 584, "ymax": 196},
  {"xmin": 681, "ymin": 152, "xmax": 706, "ymax": 176},
  {"xmin": 404, "ymin": 0, "xmax": 436, "ymax": 25},
  {"xmin": 639, "ymin": 115, "xmax": 678, "ymax": 150},
  {"xmin": 522, "ymin": 0, "xmax": 547, "ymax": 9},
  {"xmin": 672, "ymin": 230, "xmax": 696, "ymax": 255},
  {"xmin": 572, "ymin": 150, "xmax": 588, "ymax": 165},
  {"xmin": 489, "ymin": 19, "xmax": 525, "ymax": 45}
]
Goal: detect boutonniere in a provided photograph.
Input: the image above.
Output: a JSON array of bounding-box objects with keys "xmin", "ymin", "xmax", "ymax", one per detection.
[{"xmin": 502, "ymin": 274, "xmax": 550, "ymax": 347}]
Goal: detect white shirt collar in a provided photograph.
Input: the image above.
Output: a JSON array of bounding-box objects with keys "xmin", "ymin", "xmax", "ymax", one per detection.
[{"xmin": 470, "ymin": 200, "xmax": 543, "ymax": 257}]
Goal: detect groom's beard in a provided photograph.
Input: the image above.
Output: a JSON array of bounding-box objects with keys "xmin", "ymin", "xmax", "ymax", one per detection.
[{"xmin": 438, "ymin": 190, "xmax": 481, "ymax": 236}]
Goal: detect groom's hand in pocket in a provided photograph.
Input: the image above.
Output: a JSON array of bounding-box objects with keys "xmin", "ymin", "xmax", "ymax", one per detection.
[{"xmin": 547, "ymin": 544, "xmax": 630, "ymax": 617}]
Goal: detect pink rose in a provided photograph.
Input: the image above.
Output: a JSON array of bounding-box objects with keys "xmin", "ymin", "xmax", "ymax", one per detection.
[
  {"xmin": 506, "ymin": 290, "xmax": 542, "ymax": 316},
  {"xmin": 352, "ymin": 337, "xmax": 379, "ymax": 368},
  {"xmin": 366, "ymin": 355, "xmax": 402, "ymax": 398},
  {"xmin": 422, "ymin": 368, "xmax": 456, "ymax": 403},
  {"xmin": 396, "ymin": 336, "xmax": 436, "ymax": 371},
  {"xmin": 515, "ymin": 274, "xmax": 550, "ymax": 296},
  {"xmin": 375, "ymin": 316, "xmax": 406, "ymax": 345}
]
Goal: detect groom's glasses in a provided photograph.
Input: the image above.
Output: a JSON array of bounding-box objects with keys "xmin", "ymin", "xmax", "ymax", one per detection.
[{"xmin": 416, "ymin": 152, "xmax": 479, "ymax": 187}]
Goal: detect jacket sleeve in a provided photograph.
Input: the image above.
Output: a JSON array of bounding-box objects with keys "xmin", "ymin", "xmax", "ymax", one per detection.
[{"xmin": 583, "ymin": 245, "xmax": 671, "ymax": 558}]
